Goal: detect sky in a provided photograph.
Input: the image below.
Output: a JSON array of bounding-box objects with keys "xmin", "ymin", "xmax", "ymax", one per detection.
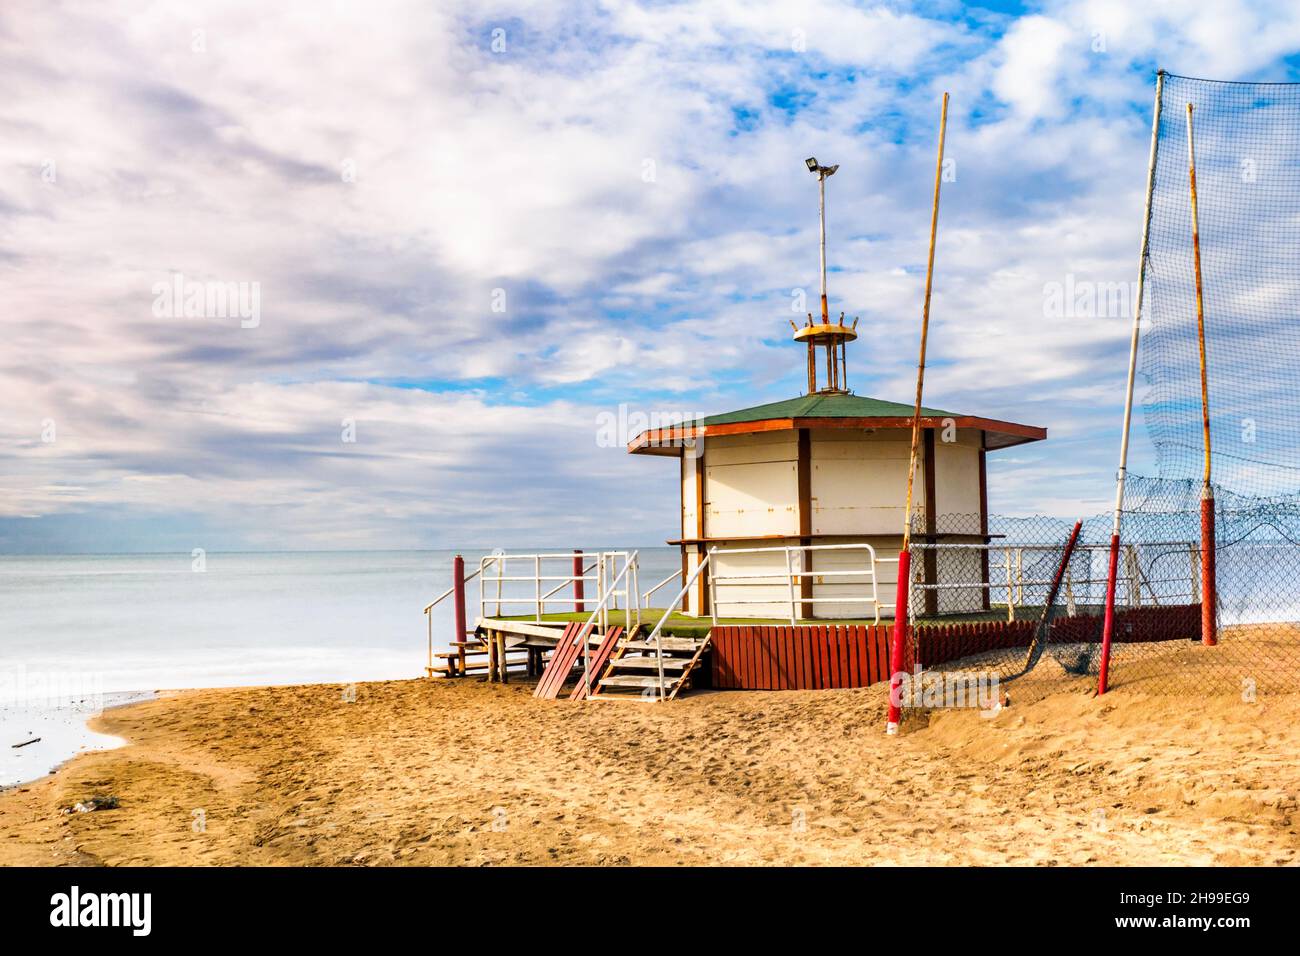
[{"xmin": 3, "ymin": 0, "xmax": 1300, "ymax": 553}]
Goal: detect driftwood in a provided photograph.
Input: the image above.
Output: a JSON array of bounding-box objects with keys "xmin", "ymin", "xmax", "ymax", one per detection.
[{"xmin": 10, "ymin": 737, "xmax": 40, "ymax": 749}]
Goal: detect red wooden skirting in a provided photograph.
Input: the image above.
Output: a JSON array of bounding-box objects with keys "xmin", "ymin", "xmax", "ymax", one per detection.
[
  {"xmin": 711, "ymin": 624, "xmax": 895, "ymax": 690},
  {"xmin": 709, "ymin": 605, "xmax": 1204, "ymax": 691}
]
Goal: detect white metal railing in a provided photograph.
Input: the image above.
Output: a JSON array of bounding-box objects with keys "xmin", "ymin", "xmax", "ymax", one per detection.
[
  {"xmin": 477, "ymin": 551, "xmax": 639, "ymax": 630},
  {"xmin": 706, "ymin": 542, "xmax": 889, "ymax": 626},
  {"xmin": 424, "ymin": 564, "xmax": 487, "ymax": 673}
]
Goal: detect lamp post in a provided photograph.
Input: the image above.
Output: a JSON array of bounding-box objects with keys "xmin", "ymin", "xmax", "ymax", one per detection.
[{"xmin": 806, "ymin": 157, "xmax": 839, "ymax": 324}]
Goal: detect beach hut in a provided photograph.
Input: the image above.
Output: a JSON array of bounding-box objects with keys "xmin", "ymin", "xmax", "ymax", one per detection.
[{"xmin": 628, "ymin": 159, "xmax": 1046, "ymax": 622}]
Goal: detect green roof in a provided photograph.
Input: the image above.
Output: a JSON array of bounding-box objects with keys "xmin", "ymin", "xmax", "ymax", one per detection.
[{"xmin": 702, "ymin": 393, "xmax": 954, "ymax": 427}]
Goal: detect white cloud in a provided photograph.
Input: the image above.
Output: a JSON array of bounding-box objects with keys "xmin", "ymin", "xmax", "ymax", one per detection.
[{"xmin": 2, "ymin": 0, "xmax": 1299, "ymax": 548}]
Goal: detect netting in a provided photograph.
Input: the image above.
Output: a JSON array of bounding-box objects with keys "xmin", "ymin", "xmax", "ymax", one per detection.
[
  {"xmin": 1108, "ymin": 73, "xmax": 1300, "ymax": 696},
  {"xmin": 894, "ymin": 498, "xmax": 1298, "ymax": 719},
  {"xmin": 890, "ymin": 74, "xmax": 1300, "ymax": 712},
  {"xmin": 1140, "ymin": 74, "xmax": 1300, "ymax": 496},
  {"xmin": 898, "ymin": 513, "xmax": 1110, "ymax": 720}
]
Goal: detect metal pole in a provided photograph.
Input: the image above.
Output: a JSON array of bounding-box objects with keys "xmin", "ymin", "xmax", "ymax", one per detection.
[
  {"xmin": 1099, "ymin": 71, "xmax": 1164, "ymax": 694},
  {"xmin": 1005, "ymin": 548, "xmax": 1014, "ymax": 623},
  {"xmin": 787, "ymin": 547, "xmax": 798, "ymax": 625},
  {"xmin": 818, "ymin": 172, "xmax": 829, "ymax": 324},
  {"xmin": 887, "ymin": 91, "xmax": 948, "ymax": 735},
  {"xmin": 1186, "ymin": 101, "xmax": 1218, "ymax": 648}
]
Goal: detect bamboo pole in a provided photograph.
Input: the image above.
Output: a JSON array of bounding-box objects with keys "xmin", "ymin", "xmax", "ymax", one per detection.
[
  {"xmin": 1186, "ymin": 101, "xmax": 1218, "ymax": 647},
  {"xmin": 886, "ymin": 91, "xmax": 948, "ymax": 735}
]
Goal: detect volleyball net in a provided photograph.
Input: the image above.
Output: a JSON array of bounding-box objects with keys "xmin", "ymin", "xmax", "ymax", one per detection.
[
  {"xmin": 889, "ymin": 74, "xmax": 1300, "ymax": 723},
  {"xmin": 1102, "ymin": 73, "xmax": 1300, "ymax": 696}
]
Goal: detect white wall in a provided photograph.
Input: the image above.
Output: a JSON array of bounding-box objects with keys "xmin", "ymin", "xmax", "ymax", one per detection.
[
  {"xmin": 932, "ymin": 429, "xmax": 982, "ymax": 519},
  {"xmin": 810, "ymin": 430, "xmax": 918, "ymax": 535},
  {"xmin": 703, "ymin": 433, "xmax": 799, "ymax": 538},
  {"xmin": 676, "ymin": 428, "xmax": 989, "ymax": 620}
]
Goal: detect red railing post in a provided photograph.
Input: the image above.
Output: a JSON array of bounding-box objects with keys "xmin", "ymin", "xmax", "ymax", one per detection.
[
  {"xmin": 452, "ymin": 555, "xmax": 467, "ymax": 674},
  {"xmin": 573, "ymin": 549, "xmax": 585, "ymax": 613}
]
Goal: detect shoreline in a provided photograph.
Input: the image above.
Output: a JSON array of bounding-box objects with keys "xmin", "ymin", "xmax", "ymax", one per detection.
[
  {"xmin": 1, "ymin": 676, "xmax": 1297, "ymax": 866},
  {"xmin": 0, "ymin": 691, "xmax": 157, "ymax": 791}
]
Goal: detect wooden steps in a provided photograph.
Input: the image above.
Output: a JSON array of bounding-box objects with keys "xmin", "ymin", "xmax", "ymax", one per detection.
[
  {"xmin": 604, "ymin": 657, "xmax": 690, "ymax": 672},
  {"xmin": 621, "ymin": 637, "xmax": 704, "ymax": 653},
  {"xmin": 568, "ymin": 626, "xmax": 628, "ymax": 701},
  {"xmin": 598, "ymin": 674, "xmax": 677, "ymax": 689},
  {"xmin": 590, "ymin": 629, "xmax": 713, "ymax": 702},
  {"xmin": 427, "ymin": 642, "xmax": 528, "ymax": 678}
]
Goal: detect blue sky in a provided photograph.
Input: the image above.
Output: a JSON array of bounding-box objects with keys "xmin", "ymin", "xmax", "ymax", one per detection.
[{"xmin": 3, "ymin": 0, "xmax": 1300, "ymax": 553}]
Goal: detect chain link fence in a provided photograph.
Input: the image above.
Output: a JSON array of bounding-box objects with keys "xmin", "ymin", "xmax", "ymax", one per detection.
[{"xmin": 897, "ymin": 502, "xmax": 1300, "ymax": 715}]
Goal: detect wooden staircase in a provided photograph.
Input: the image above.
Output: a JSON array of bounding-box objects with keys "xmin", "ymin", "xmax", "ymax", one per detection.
[{"xmin": 589, "ymin": 632, "xmax": 711, "ymax": 701}]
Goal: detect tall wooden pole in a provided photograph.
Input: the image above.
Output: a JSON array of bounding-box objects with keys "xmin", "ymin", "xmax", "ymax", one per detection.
[
  {"xmin": 1098, "ymin": 71, "xmax": 1164, "ymax": 694},
  {"xmin": 886, "ymin": 92, "xmax": 948, "ymax": 734},
  {"xmin": 1186, "ymin": 102, "xmax": 1217, "ymax": 647}
]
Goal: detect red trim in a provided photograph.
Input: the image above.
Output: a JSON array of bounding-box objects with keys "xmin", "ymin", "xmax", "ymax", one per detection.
[{"xmin": 628, "ymin": 415, "xmax": 1047, "ymax": 455}]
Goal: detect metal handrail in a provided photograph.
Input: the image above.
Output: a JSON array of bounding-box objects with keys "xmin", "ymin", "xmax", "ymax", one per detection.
[
  {"xmin": 640, "ymin": 551, "xmax": 713, "ymax": 702},
  {"xmin": 641, "ymin": 569, "xmax": 682, "ymax": 604},
  {"xmin": 578, "ymin": 551, "xmax": 640, "ymax": 698},
  {"xmin": 424, "ymin": 565, "xmax": 485, "ymax": 614}
]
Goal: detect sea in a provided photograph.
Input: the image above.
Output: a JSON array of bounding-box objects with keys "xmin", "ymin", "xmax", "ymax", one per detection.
[{"xmin": 0, "ymin": 548, "xmax": 682, "ymax": 787}]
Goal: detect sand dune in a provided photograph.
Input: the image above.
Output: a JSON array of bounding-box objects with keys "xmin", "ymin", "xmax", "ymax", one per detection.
[{"xmin": 1, "ymin": 677, "xmax": 1297, "ymax": 866}]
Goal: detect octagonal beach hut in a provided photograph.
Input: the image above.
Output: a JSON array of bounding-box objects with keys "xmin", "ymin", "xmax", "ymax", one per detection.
[{"xmin": 628, "ymin": 376, "xmax": 1045, "ymax": 621}]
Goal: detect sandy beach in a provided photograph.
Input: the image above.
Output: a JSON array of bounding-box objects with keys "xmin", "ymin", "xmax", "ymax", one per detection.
[{"xmin": 0, "ymin": 676, "xmax": 1296, "ymax": 867}]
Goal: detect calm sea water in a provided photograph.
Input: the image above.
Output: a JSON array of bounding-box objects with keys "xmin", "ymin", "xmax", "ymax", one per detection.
[{"xmin": 0, "ymin": 548, "xmax": 681, "ymax": 785}]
